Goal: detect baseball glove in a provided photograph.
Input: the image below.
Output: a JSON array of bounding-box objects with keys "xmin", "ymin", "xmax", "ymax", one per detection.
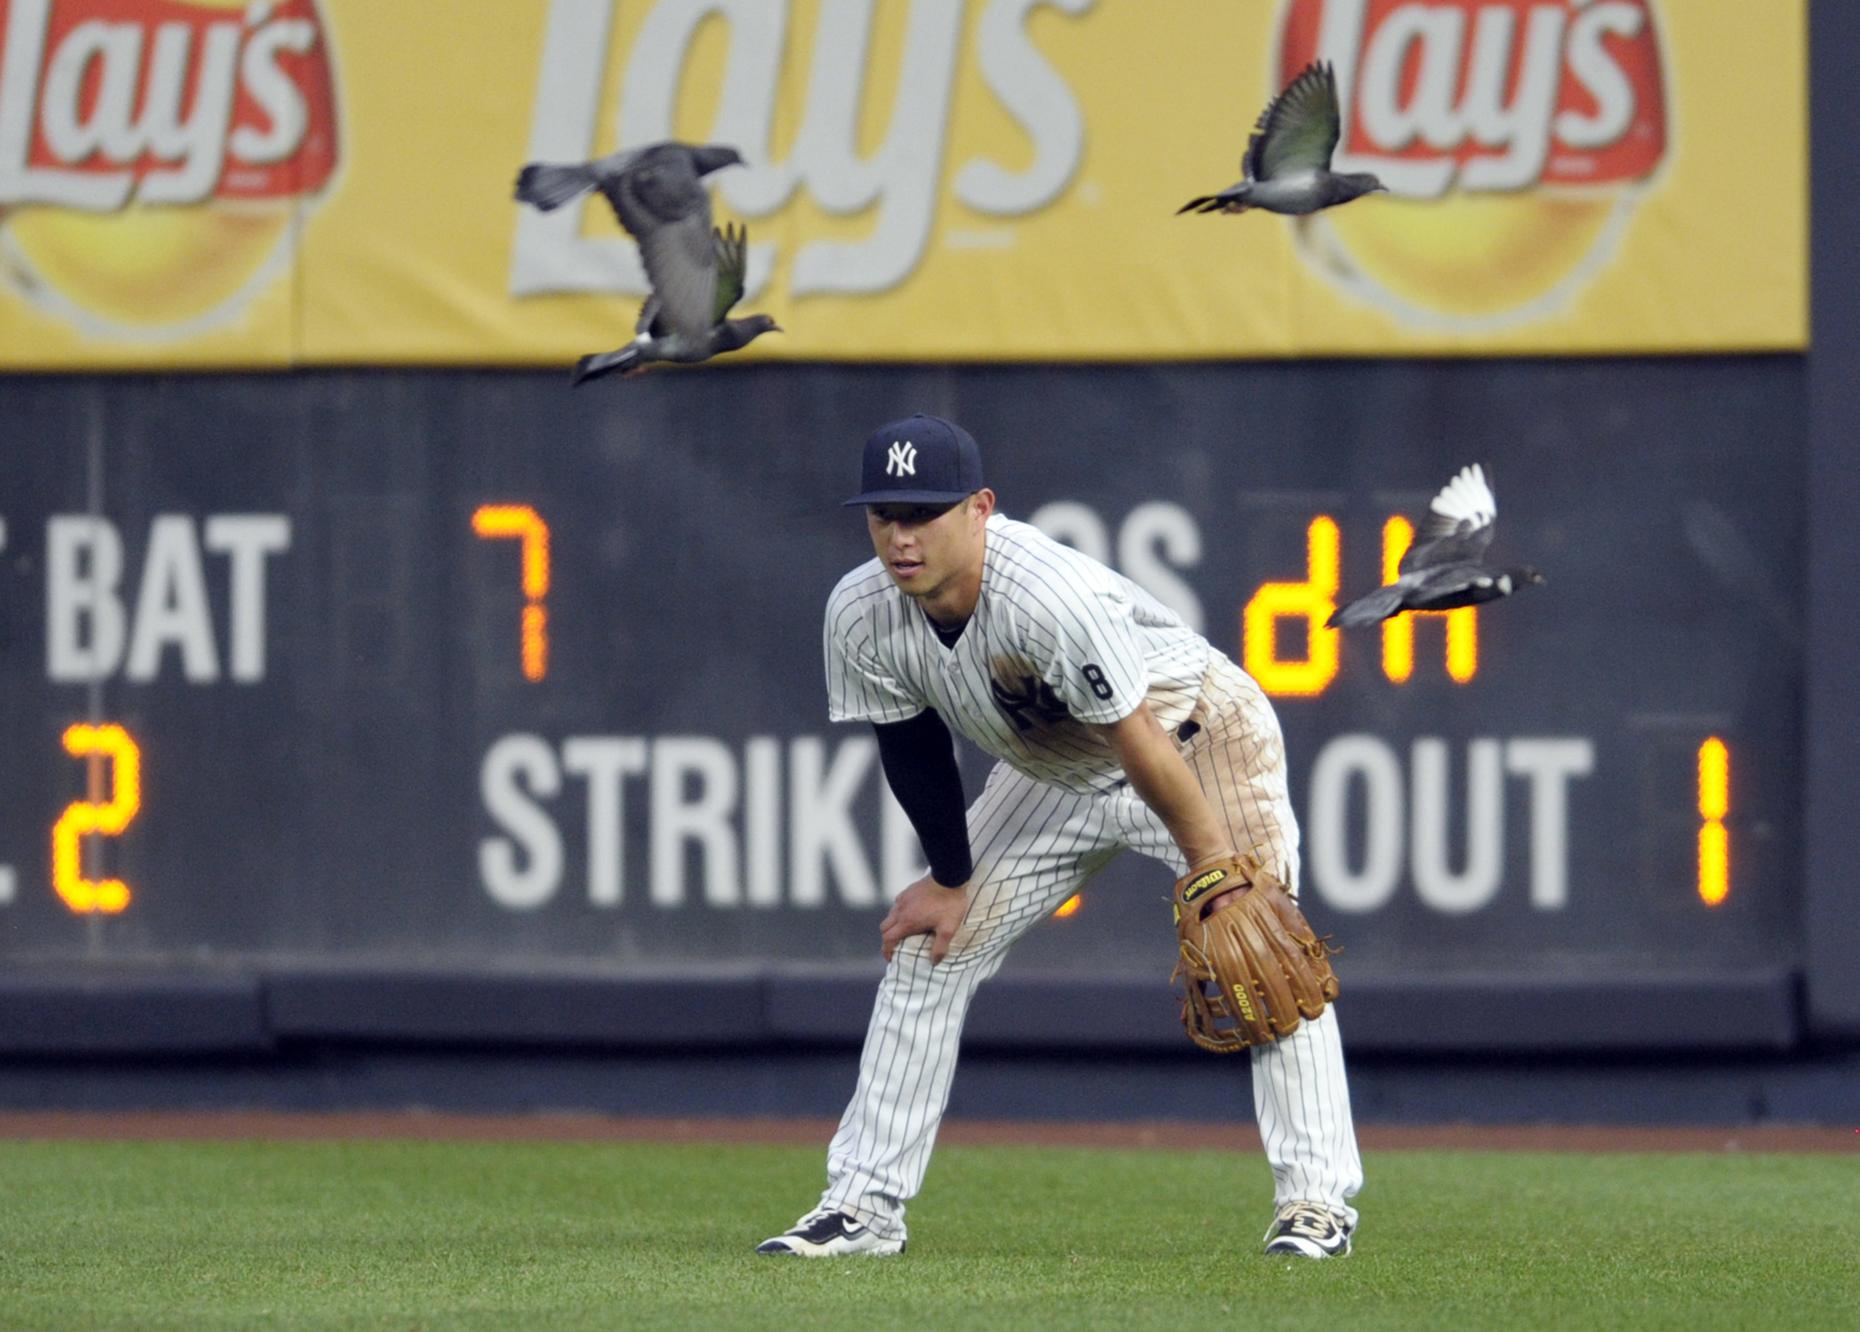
[{"xmin": 1171, "ymin": 853, "xmax": 1339, "ymax": 1053}]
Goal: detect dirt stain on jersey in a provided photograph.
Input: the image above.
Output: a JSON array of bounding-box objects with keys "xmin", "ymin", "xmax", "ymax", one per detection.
[{"xmin": 988, "ymin": 656, "xmax": 1075, "ymax": 735}]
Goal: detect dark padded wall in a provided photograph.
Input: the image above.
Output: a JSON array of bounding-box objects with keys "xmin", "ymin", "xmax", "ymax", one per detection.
[
  {"xmin": 0, "ymin": 355, "xmax": 1811, "ymax": 1052},
  {"xmin": 1805, "ymin": 0, "xmax": 1860, "ymax": 1038}
]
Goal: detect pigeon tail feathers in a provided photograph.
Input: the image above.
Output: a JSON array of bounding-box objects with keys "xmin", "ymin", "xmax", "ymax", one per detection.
[
  {"xmin": 516, "ymin": 163, "xmax": 599, "ymax": 211},
  {"xmin": 1177, "ymin": 186, "xmax": 1249, "ymax": 215},
  {"xmin": 1328, "ymin": 584, "xmax": 1407, "ymax": 628},
  {"xmin": 572, "ymin": 345, "xmax": 643, "ymax": 386},
  {"xmin": 1430, "ymin": 463, "xmax": 1496, "ymax": 526}
]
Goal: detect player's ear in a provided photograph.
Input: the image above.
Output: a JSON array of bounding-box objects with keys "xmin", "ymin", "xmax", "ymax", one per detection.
[{"xmin": 970, "ymin": 488, "xmax": 996, "ymax": 521}]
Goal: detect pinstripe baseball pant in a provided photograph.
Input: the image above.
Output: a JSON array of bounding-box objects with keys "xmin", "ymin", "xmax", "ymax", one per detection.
[{"xmin": 819, "ymin": 656, "xmax": 1364, "ymax": 1241}]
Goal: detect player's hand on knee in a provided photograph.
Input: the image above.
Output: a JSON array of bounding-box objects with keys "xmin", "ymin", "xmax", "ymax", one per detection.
[{"xmin": 880, "ymin": 874, "xmax": 973, "ymax": 964}]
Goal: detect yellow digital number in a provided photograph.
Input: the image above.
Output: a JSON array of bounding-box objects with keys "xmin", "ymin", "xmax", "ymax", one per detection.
[
  {"xmin": 472, "ymin": 504, "xmax": 551, "ymax": 682},
  {"xmin": 1244, "ymin": 514, "xmax": 1484, "ymax": 696},
  {"xmin": 53, "ymin": 723, "xmax": 141, "ymax": 915},
  {"xmin": 1698, "ymin": 737, "xmax": 1729, "ymax": 907},
  {"xmin": 1380, "ymin": 515, "xmax": 1478, "ymax": 684},
  {"xmin": 1242, "ymin": 516, "xmax": 1340, "ymax": 697}
]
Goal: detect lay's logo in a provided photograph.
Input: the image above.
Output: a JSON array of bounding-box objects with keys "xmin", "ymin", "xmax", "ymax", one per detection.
[
  {"xmin": 1275, "ymin": 0, "xmax": 1669, "ymax": 328},
  {"xmin": 511, "ymin": 0, "xmax": 1094, "ymax": 304},
  {"xmin": 0, "ymin": 0, "xmax": 340, "ymax": 337}
]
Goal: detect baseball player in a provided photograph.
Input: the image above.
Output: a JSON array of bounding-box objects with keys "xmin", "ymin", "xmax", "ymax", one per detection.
[{"xmin": 757, "ymin": 415, "xmax": 1363, "ymax": 1259}]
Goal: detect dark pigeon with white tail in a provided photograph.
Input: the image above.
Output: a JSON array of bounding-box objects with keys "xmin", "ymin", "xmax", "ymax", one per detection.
[
  {"xmin": 1328, "ymin": 464, "xmax": 1544, "ymax": 628},
  {"xmin": 1178, "ymin": 61, "xmax": 1386, "ymax": 218},
  {"xmin": 513, "ymin": 141, "xmax": 780, "ymax": 384}
]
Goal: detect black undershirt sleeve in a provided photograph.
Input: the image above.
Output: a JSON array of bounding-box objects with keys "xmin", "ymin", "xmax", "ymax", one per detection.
[{"xmin": 872, "ymin": 710, "xmax": 973, "ymax": 888}]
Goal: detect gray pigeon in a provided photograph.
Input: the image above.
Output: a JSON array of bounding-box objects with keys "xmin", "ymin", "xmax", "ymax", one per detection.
[
  {"xmin": 1328, "ymin": 464, "xmax": 1544, "ymax": 628},
  {"xmin": 568, "ymin": 222, "xmax": 777, "ymax": 384},
  {"xmin": 1177, "ymin": 61, "xmax": 1386, "ymax": 216},
  {"xmin": 513, "ymin": 141, "xmax": 780, "ymax": 384}
]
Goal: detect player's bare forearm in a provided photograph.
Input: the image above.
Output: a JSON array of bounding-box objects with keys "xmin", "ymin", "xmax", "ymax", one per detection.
[{"xmin": 1100, "ymin": 705, "xmax": 1233, "ymax": 869}]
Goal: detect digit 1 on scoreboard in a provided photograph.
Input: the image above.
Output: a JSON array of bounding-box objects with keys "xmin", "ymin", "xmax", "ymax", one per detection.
[{"xmin": 1698, "ymin": 737, "xmax": 1729, "ymax": 907}]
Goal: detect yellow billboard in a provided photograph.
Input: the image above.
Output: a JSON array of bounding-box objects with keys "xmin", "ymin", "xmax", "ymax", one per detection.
[{"xmin": 0, "ymin": 0, "xmax": 1807, "ymax": 368}]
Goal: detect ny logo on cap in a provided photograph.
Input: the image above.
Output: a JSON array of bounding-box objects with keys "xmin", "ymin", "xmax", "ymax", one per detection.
[{"xmin": 886, "ymin": 441, "xmax": 917, "ymax": 477}]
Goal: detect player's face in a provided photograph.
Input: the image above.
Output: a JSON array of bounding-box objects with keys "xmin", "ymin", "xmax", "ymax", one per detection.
[{"xmin": 866, "ymin": 490, "xmax": 994, "ymax": 618}]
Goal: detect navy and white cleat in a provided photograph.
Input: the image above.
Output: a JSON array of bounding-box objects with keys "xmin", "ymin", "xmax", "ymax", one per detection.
[
  {"xmin": 1262, "ymin": 1201, "xmax": 1354, "ymax": 1259},
  {"xmin": 755, "ymin": 1208, "xmax": 905, "ymax": 1258}
]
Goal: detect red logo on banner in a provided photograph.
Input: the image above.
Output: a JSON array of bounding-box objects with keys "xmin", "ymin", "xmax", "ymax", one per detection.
[
  {"xmin": 1273, "ymin": 0, "xmax": 1670, "ymax": 327},
  {"xmin": 0, "ymin": 0, "xmax": 340, "ymax": 336}
]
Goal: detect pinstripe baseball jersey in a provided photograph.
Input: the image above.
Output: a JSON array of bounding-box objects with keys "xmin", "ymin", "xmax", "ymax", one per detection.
[{"xmin": 826, "ymin": 514, "xmax": 1210, "ymax": 794}]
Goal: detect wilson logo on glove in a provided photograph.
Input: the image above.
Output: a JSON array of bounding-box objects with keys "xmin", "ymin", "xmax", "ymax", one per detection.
[{"xmin": 1181, "ymin": 867, "xmax": 1232, "ymax": 904}]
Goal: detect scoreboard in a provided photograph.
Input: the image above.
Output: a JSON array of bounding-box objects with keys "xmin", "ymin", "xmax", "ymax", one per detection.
[{"xmin": 0, "ymin": 359, "xmax": 1803, "ymax": 992}]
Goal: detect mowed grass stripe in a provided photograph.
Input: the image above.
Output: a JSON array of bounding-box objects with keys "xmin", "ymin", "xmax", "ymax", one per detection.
[{"xmin": 0, "ymin": 1141, "xmax": 1854, "ymax": 1330}]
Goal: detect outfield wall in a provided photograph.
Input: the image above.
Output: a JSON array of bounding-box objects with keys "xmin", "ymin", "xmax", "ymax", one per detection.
[
  {"xmin": 0, "ymin": 352, "xmax": 1848, "ymax": 1076},
  {"xmin": 3, "ymin": 1, "xmax": 1857, "ymax": 1120},
  {"xmin": 1804, "ymin": 0, "xmax": 1860, "ymax": 1042}
]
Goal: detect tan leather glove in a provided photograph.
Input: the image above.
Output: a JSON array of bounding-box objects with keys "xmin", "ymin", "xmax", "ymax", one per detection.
[{"xmin": 1172, "ymin": 853, "xmax": 1340, "ymax": 1053}]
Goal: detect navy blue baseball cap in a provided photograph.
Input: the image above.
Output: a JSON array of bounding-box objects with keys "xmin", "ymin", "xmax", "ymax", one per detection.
[{"xmin": 843, "ymin": 414, "xmax": 986, "ymax": 506}]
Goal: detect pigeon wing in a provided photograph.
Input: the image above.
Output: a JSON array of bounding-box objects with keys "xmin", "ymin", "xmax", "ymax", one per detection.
[
  {"xmin": 1406, "ymin": 564, "xmax": 1505, "ymax": 612},
  {"xmin": 585, "ymin": 144, "xmax": 650, "ymax": 181},
  {"xmin": 1243, "ymin": 61, "xmax": 1341, "ymax": 182},
  {"xmin": 598, "ymin": 156, "xmax": 718, "ymax": 341},
  {"xmin": 711, "ymin": 221, "xmax": 748, "ymax": 323},
  {"xmin": 1400, "ymin": 463, "xmax": 1498, "ymax": 573}
]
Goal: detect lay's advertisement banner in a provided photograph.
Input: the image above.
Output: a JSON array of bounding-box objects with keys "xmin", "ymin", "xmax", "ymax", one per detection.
[{"xmin": 0, "ymin": 0, "xmax": 1807, "ymax": 368}]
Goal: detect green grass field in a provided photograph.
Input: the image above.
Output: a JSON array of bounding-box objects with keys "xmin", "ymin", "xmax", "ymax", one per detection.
[{"xmin": 1, "ymin": 1138, "xmax": 1855, "ymax": 1330}]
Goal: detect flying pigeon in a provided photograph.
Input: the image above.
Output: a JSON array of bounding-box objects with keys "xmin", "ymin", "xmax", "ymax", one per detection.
[
  {"xmin": 513, "ymin": 141, "xmax": 780, "ymax": 383},
  {"xmin": 1177, "ymin": 61, "xmax": 1386, "ymax": 217},
  {"xmin": 566, "ymin": 221, "xmax": 778, "ymax": 384},
  {"xmin": 1328, "ymin": 464, "xmax": 1544, "ymax": 628}
]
